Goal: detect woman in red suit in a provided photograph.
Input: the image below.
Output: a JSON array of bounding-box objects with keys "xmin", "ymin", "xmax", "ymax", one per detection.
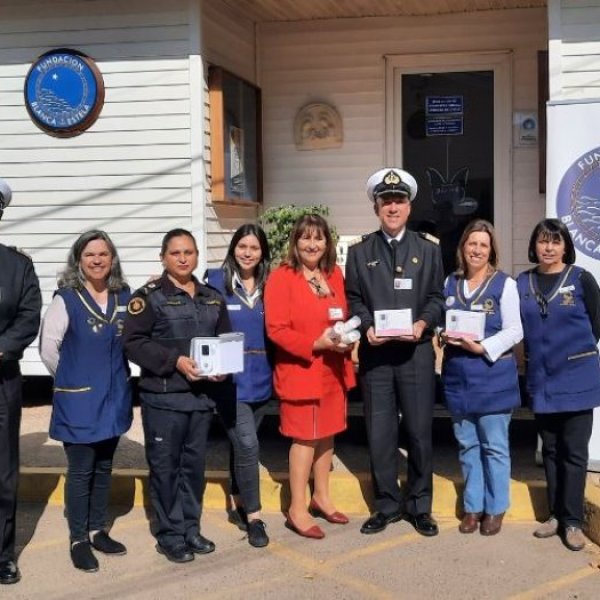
[{"xmin": 264, "ymin": 214, "xmax": 356, "ymax": 539}]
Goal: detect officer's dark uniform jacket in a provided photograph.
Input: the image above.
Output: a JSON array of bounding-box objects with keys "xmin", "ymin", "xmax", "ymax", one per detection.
[
  {"xmin": 345, "ymin": 229, "xmax": 445, "ymax": 368},
  {"xmin": 442, "ymin": 270, "xmax": 521, "ymax": 415},
  {"xmin": 0, "ymin": 244, "xmax": 41, "ymax": 363},
  {"xmin": 517, "ymin": 265, "xmax": 600, "ymax": 414},
  {"xmin": 123, "ymin": 272, "xmax": 233, "ymax": 411}
]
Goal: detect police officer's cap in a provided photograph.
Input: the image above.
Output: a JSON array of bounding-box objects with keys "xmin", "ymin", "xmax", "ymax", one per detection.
[
  {"xmin": 366, "ymin": 168, "xmax": 417, "ymax": 203},
  {"xmin": 0, "ymin": 178, "xmax": 11, "ymax": 209}
]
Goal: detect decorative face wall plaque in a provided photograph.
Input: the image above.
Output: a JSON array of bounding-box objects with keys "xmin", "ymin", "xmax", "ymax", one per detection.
[{"xmin": 294, "ymin": 102, "xmax": 343, "ymax": 150}]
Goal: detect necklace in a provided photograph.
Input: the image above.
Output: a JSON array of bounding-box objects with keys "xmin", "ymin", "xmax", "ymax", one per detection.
[{"xmin": 304, "ymin": 271, "xmax": 328, "ymax": 297}]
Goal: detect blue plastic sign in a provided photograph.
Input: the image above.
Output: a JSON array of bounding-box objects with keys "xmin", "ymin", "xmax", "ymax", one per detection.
[
  {"xmin": 426, "ymin": 118, "xmax": 464, "ymax": 136},
  {"xmin": 426, "ymin": 96, "xmax": 463, "ymax": 116},
  {"xmin": 24, "ymin": 49, "xmax": 105, "ymax": 137},
  {"xmin": 556, "ymin": 146, "xmax": 600, "ymax": 259}
]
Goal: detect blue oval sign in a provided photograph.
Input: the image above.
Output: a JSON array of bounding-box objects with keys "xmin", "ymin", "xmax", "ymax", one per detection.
[{"xmin": 24, "ymin": 49, "xmax": 105, "ymax": 137}]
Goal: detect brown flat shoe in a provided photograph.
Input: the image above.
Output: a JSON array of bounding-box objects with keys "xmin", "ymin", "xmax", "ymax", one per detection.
[
  {"xmin": 480, "ymin": 512, "xmax": 505, "ymax": 536},
  {"xmin": 563, "ymin": 526, "xmax": 586, "ymax": 551},
  {"xmin": 459, "ymin": 512, "xmax": 482, "ymax": 534}
]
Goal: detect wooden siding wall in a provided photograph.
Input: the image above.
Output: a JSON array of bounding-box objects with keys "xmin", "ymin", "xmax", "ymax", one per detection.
[
  {"xmin": 201, "ymin": 1, "xmax": 260, "ymax": 266},
  {"xmin": 553, "ymin": 0, "xmax": 600, "ymax": 99},
  {"xmin": 0, "ymin": 0, "xmax": 192, "ymax": 373},
  {"xmin": 259, "ymin": 8, "xmax": 548, "ymax": 276}
]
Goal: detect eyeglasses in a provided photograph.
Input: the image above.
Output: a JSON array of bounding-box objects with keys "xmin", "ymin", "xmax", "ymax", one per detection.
[{"xmin": 534, "ymin": 292, "xmax": 548, "ymax": 318}]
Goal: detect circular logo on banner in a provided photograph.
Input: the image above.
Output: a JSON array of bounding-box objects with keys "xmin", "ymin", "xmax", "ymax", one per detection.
[
  {"xmin": 556, "ymin": 147, "xmax": 600, "ymax": 259},
  {"xmin": 24, "ymin": 49, "xmax": 105, "ymax": 137}
]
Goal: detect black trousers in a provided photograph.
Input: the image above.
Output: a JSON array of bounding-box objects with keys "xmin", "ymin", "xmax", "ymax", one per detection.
[
  {"xmin": 535, "ymin": 409, "xmax": 594, "ymax": 528},
  {"xmin": 361, "ymin": 343, "xmax": 435, "ymax": 516},
  {"xmin": 228, "ymin": 400, "xmax": 269, "ymax": 514},
  {"xmin": 142, "ymin": 404, "xmax": 212, "ymax": 550},
  {"xmin": 0, "ymin": 362, "xmax": 21, "ymax": 563},
  {"xmin": 63, "ymin": 437, "xmax": 119, "ymax": 541}
]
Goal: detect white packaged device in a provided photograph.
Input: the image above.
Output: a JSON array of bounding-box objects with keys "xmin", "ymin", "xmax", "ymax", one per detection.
[
  {"xmin": 445, "ymin": 309, "xmax": 486, "ymax": 341},
  {"xmin": 374, "ymin": 309, "xmax": 413, "ymax": 337},
  {"xmin": 330, "ymin": 315, "xmax": 361, "ymax": 344},
  {"xmin": 190, "ymin": 332, "xmax": 245, "ymax": 376}
]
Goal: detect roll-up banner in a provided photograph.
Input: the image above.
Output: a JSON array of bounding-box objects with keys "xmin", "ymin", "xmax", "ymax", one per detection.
[{"xmin": 547, "ymin": 99, "xmax": 600, "ymax": 471}]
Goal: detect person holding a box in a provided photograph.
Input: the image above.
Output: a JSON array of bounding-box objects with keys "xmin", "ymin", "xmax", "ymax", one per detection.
[
  {"xmin": 39, "ymin": 230, "xmax": 132, "ymax": 571},
  {"xmin": 123, "ymin": 229, "xmax": 233, "ymax": 564},
  {"xmin": 517, "ymin": 219, "xmax": 600, "ymax": 551},
  {"xmin": 441, "ymin": 219, "xmax": 523, "ymax": 536},
  {"xmin": 265, "ymin": 214, "xmax": 356, "ymax": 540},
  {"xmin": 345, "ymin": 168, "xmax": 444, "ymax": 537},
  {"xmin": 205, "ymin": 223, "xmax": 272, "ymax": 548}
]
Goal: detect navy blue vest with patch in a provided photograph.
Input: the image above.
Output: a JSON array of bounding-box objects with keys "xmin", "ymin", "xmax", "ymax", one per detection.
[
  {"xmin": 206, "ymin": 268, "xmax": 272, "ymax": 403},
  {"xmin": 51, "ymin": 287, "xmax": 132, "ymax": 443},
  {"xmin": 517, "ymin": 265, "xmax": 600, "ymax": 413},
  {"xmin": 442, "ymin": 271, "xmax": 520, "ymax": 415}
]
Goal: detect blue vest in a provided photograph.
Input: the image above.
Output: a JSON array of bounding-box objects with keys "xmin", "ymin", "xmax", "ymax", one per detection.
[
  {"xmin": 51, "ymin": 287, "xmax": 132, "ymax": 443},
  {"xmin": 517, "ymin": 265, "xmax": 600, "ymax": 413},
  {"xmin": 206, "ymin": 268, "xmax": 272, "ymax": 403},
  {"xmin": 442, "ymin": 271, "xmax": 520, "ymax": 415}
]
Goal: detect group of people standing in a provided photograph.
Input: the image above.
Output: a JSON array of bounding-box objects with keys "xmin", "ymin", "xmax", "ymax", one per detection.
[{"xmin": 1, "ymin": 167, "xmax": 599, "ymax": 585}]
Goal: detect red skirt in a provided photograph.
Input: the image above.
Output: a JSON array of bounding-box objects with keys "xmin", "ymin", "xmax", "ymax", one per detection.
[{"xmin": 279, "ymin": 369, "xmax": 347, "ymax": 440}]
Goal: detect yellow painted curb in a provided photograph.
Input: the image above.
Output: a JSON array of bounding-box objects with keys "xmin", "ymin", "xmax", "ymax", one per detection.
[{"xmin": 18, "ymin": 466, "xmax": 551, "ymax": 522}]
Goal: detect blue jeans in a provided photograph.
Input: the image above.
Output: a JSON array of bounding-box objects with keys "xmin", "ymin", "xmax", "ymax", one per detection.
[{"xmin": 452, "ymin": 412, "xmax": 512, "ymax": 515}]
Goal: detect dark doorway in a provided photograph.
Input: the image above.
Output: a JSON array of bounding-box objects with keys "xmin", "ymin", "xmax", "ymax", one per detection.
[{"xmin": 402, "ymin": 71, "xmax": 494, "ymax": 274}]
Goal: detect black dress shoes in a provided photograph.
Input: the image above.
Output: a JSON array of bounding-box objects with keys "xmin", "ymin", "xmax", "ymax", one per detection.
[
  {"xmin": 247, "ymin": 519, "xmax": 269, "ymax": 548},
  {"xmin": 405, "ymin": 513, "xmax": 439, "ymax": 537},
  {"xmin": 360, "ymin": 511, "xmax": 403, "ymax": 534},
  {"xmin": 186, "ymin": 533, "xmax": 216, "ymax": 555},
  {"xmin": 91, "ymin": 531, "xmax": 127, "ymax": 555},
  {"xmin": 70, "ymin": 541, "xmax": 99, "ymax": 572},
  {"xmin": 156, "ymin": 543, "xmax": 194, "ymax": 563},
  {"xmin": 0, "ymin": 560, "xmax": 21, "ymax": 585}
]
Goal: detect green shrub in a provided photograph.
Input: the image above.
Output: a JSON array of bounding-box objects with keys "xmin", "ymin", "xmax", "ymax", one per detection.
[{"xmin": 259, "ymin": 204, "xmax": 337, "ymax": 266}]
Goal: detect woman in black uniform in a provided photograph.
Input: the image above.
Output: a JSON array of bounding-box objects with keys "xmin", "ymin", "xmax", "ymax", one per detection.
[{"xmin": 123, "ymin": 228, "xmax": 232, "ymax": 564}]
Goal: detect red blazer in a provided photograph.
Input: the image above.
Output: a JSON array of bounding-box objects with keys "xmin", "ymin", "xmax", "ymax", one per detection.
[{"xmin": 264, "ymin": 264, "xmax": 356, "ymax": 401}]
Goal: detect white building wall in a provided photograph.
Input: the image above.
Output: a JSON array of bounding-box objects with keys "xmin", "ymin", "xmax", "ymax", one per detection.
[
  {"xmin": 259, "ymin": 8, "xmax": 548, "ymax": 276},
  {"xmin": 0, "ymin": 0, "xmax": 194, "ymax": 373},
  {"xmin": 201, "ymin": 1, "xmax": 260, "ymax": 266},
  {"xmin": 549, "ymin": 0, "xmax": 600, "ymax": 100}
]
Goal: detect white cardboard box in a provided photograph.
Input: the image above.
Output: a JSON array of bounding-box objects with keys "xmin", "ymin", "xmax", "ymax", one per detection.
[
  {"xmin": 190, "ymin": 332, "xmax": 244, "ymax": 376},
  {"xmin": 445, "ymin": 309, "xmax": 486, "ymax": 341},
  {"xmin": 374, "ymin": 309, "xmax": 413, "ymax": 337}
]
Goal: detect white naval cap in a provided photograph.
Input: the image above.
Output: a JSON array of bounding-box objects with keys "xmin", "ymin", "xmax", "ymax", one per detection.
[
  {"xmin": 0, "ymin": 178, "xmax": 11, "ymax": 208},
  {"xmin": 366, "ymin": 168, "xmax": 418, "ymax": 203}
]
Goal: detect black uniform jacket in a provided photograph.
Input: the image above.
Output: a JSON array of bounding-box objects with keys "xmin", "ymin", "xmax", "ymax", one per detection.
[
  {"xmin": 0, "ymin": 244, "xmax": 42, "ymax": 362},
  {"xmin": 345, "ymin": 229, "xmax": 444, "ymax": 368},
  {"xmin": 123, "ymin": 272, "xmax": 233, "ymax": 409}
]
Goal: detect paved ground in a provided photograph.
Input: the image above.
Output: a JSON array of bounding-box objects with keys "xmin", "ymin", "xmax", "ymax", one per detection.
[{"xmin": 10, "ymin": 504, "xmax": 600, "ymax": 600}]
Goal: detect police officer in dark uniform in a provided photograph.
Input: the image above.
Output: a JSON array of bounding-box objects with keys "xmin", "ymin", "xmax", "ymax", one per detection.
[
  {"xmin": 345, "ymin": 168, "xmax": 444, "ymax": 537},
  {"xmin": 0, "ymin": 179, "xmax": 42, "ymax": 584},
  {"xmin": 123, "ymin": 228, "xmax": 234, "ymax": 564}
]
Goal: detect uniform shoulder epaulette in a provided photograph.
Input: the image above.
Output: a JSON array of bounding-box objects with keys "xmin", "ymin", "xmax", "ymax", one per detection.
[
  {"xmin": 348, "ymin": 234, "xmax": 369, "ymax": 247},
  {"xmin": 137, "ymin": 279, "xmax": 162, "ymax": 296},
  {"xmin": 419, "ymin": 232, "xmax": 440, "ymax": 245}
]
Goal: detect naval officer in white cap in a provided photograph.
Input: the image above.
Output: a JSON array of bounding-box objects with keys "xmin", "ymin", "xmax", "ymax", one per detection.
[
  {"xmin": 345, "ymin": 168, "xmax": 444, "ymax": 537},
  {"xmin": 0, "ymin": 179, "xmax": 42, "ymax": 584}
]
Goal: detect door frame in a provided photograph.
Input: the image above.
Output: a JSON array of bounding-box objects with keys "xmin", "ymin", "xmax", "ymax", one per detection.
[{"xmin": 384, "ymin": 51, "xmax": 513, "ymax": 271}]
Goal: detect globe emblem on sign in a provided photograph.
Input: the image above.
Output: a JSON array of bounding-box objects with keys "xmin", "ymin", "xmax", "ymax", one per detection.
[
  {"xmin": 556, "ymin": 146, "xmax": 600, "ymax": 260},
  {"xmin": 24, "ymin": 49, "xmax": 104, "ymax": 137}
]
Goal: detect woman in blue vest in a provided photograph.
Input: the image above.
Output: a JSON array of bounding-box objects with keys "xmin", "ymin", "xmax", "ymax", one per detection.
[
  {"xmin": 40, "ymin": 230, "xmax": 132, "ymax": 573},
  {"xmin": 205, "ymin": 223, "xmax": 272, "ymax": 548},
  {"xmin": 442, "ymin": 219, "xmax": 522, "ymax": 536},
  {"xmin": 517, "ymin": 218, "xmax": 600, "ymax": 551}
]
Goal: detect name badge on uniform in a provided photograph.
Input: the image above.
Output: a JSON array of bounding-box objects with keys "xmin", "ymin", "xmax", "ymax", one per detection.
[
  {"xmin": 329, "ymin": 307, "xmax": 344, "ymax": 320},
  {"xmin": 394, "ymin": 278, "xmax": 413, "ymax": 290},
  {"xmin": 227, "ymin": 304, "xmax": 242, "ymax": 311},
  {"xmin": 558, "ymin": 285, "xmax": 575, "ymax": 293},
  {"xmin": 471, "ymin": 304, "xmax": 484, "ymax": 311},
  {"xmin": 117, "ymin": 305, "xmax": 127, "ymax": 312}
]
